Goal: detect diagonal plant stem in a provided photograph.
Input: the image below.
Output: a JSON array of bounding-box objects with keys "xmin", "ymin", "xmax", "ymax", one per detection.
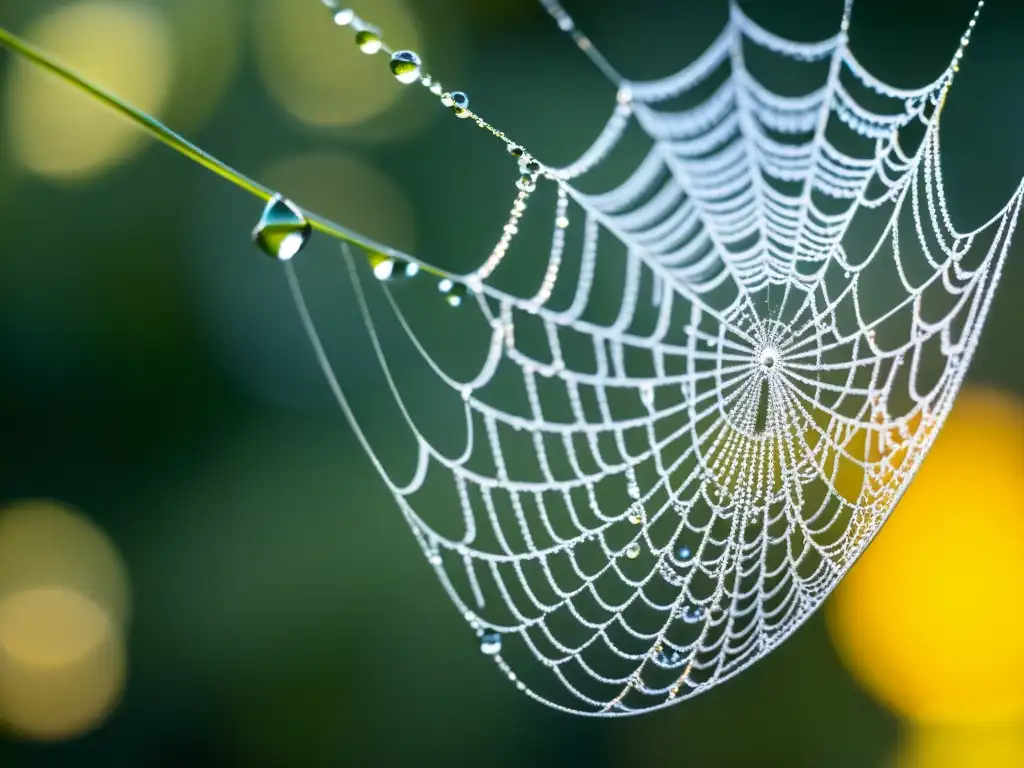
[{"xmin": 0, "ymin": 25, "xmax": 446, "ymax": 276}]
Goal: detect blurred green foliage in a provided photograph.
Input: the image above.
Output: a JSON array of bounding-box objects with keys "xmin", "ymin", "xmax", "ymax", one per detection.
[{"xmin": 0, "ymin": 0, "xmax": 1021, "ymax": 764}]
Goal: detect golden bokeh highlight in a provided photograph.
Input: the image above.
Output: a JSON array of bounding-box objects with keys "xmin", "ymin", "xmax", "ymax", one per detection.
[
  {"xmin": 253, "ymin": 0, "xmax": 421, "ymax": 128},
  {"xmin": 0, "ymin": 500, "xmax": 130, "ymax": 741},
  {"xmin": 5, "ymin": 1, "xmax": 174, "ymax": 181},
  {"xmin": 0, "ymin": 588, "xmax": 112, "ymax": 666},
  {"xmin": 892, "ymin": 724, "xmax": 1024, "ymax": 768},
  {"xmin": 828, "ymin": 387, "xmax": 1024, "ymax": 726},
  {"xmin": 260, "ymin": 151, "xmax": 416, "ymax": 253}
]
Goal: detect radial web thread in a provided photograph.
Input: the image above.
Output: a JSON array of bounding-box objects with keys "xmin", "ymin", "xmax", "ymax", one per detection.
[{"xmin": 287, "ymin": 0, "xmax": 1023, "ymax": 716}]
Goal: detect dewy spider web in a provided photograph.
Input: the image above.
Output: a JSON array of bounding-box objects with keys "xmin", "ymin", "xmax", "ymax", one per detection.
[
  {"xmin": 261, "ymin": 0, "xmax": 1023, "ymax": 715},
  {"xmin": 0, "ymin": 0, "xmax": 1014, "ymax": 717},
  {"xmin": 277, "ymin": 0, "xmax": 1024, "ymax": 716}
]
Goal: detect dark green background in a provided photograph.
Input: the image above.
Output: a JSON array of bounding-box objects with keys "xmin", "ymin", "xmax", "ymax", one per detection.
[{"xmin": 0, "ymin": 0, "xmax": 1021, "ymax": 764}]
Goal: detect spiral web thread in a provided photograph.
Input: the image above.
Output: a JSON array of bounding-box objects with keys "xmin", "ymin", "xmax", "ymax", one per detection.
[{"xmin": 286, "ymin": 0, "xmax": 1023, "ymax": 716}]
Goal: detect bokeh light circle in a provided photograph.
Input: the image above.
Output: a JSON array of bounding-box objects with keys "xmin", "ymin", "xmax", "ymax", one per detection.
[
  {"xmin": 5, "ymin": 1, "xmax": 174, "ymax": 181},
  {"xmin": 0, "ymin": 500, "xmax": 130, "ymax": 741},
  {"xmin": 0, "ymin": 617, "xmax": 126, "ymax": 742},
  {"xmin": 894, "ymin": 724, "xmax": 1024, "ymax": 768},
  {"xmin": 829, "ymin": 387, "xmax": 1024, "ymax": 726},
  {"xmin": 0, "ymin": 588, "xmax": 112, "ymax": 666},
  {"xmin": 253, "ymin": 0, "xmax": 422, "ymax": 128}
]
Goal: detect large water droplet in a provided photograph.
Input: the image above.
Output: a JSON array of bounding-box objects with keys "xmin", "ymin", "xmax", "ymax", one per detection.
[
  {"xmin": 390, "ymin": 50, "xmax": 422, "ymax": 84},
  {"xmin": 479, "ymin": 632, "xmax": 502, "ymax": 656},
  {"xmin": 676, "ymin": 545, "xmax": 693, "ymax": 562},
  {"xmin": 369, "ymin": 253, "xmax": 419, "ymax": 281},
  {"xmin": 252, "ymin": 195, "xmax": 311, "ymax": 261},
  {"xmin": 624, "ymin": 543, "xmax": 641, "ymax": 559},
  {"xmin": 355, "ymin": 29, "xmax": 382, "ymax": 54}
]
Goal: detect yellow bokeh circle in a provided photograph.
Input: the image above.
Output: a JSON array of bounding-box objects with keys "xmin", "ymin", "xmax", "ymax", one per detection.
[
  {"xmin": 253, "ymin": 0, "xmax": 422, "ymax": 128},
  {"xmin": 893, "ymin": 724, "xmax": 1024, "ymax": 768},
  {"xmin": 0, "ymin": 500, "xmax": 130, "ymax": 741},
  {"xmin": 829, "ymin": 387, "xmax": 1024, "ymax": 726},
  {"xmin": 5, "ymin": 1, "xmax": 174, "ymax": 181},
  {"xmin": 0, "ymin": 588, "xmax": 113, "ymax": 667}
]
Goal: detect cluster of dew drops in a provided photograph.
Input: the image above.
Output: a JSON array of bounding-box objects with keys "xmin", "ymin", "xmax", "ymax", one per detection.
[{"xmin": 253, "ymin": 1, "xmax": 563, "ymax": 319}]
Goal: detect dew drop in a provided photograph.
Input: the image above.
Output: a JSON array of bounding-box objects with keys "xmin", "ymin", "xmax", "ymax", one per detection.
[
  {"xmin": 451, "ymin": 91, "xmax": 469, "ymax": 109},
  {"xmin": 624, "ymin": 543, "xmax": 641, "ymax": 559},
  {"xmin": 368, "ymin": 253, "xmax": 419, "ymax": 281},
  {"xmin": 626, "ymin": 470, "xmax": 641, "ymax": 500},
  {"xmin": 507, "ymin": 144, "xmax": 524, "ymax": 158},
  {"xmin": 680, "ymin": 606, "xmax": 704, "ymax": 624},
  {"xmin": 389, "ymin": 50, "xmax": 422, "ymax": 84},
  {"xmin": 332, "ymin": 9, "xmax": 355, "ymax": 26},
  {"xmin": 656, "ymin": 649, "xmax": 681, "ymax": 666},
  {"xmin": 555, "ymin": 215, "xmax": 570, "ymax": 229},
  {"xmin": 252, "ymin": 195, "xmax": 311, "ymax": 261},
  {"xmin": 516, "ymin": 175, "xmax": 536, "ymax": 192},
  {"xmin": 438, "ymin": 278, "xmax": 470, "ymax": 307},
  {"xmin": 676, "ymin": 545, "xmax": 693, "ymax": 561},
  {"xmin": 639, "ymin": 385, "xmax": 654, "ymax": 409},
  {"xmin": 519, "ymin": 158, "xmax": 542, "ymax": 175},
  {"xmin": 479, "ymin": 632, "xmax": 502, "ymax": 656},
  {"xmin": 355, "ymin": 29, "xmax": 382, "ymax": 55},
  {"xmin": 627, "ymin": 504, "xmax": 643, "ymax": 525}
]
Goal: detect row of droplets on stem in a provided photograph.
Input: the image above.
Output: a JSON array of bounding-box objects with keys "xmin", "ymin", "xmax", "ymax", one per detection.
[{"xmin": 255, "ymin": 1, "xmax": 570, "ymax": 318}]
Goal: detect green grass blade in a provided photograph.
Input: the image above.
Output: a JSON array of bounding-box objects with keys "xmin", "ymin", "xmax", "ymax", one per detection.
[{"xmin": 0, "ymin": 25, "xmax": 441, "ymax": 274}]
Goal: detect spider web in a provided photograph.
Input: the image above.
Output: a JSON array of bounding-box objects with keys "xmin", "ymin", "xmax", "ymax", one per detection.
[{"xmin": 285, "ymin": 0, "xmax": 1023, "ymax": 716}]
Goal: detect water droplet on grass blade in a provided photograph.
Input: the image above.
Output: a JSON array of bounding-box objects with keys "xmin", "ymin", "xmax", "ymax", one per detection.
[
  {"xmin": 252, "ymin": 195, "xmax": 311, "ymax": 261},
  {"xmin": 369, "ymin": 253, "xmax": 419, "ymax": 281},
  {"xmin": 438, "ymin": 279, "xmax": 469, "ymax": 307}
]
